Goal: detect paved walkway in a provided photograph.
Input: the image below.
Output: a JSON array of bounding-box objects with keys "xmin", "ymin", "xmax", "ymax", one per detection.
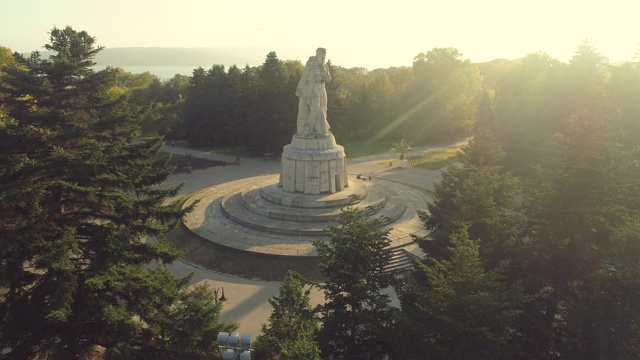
[
  {"xmin": 161, "ymin": 139, "xmax": 467, "ymax": 194},
  {"xmin": 158, "ymin": 139, "xmax": 467, "ymax": 336}
]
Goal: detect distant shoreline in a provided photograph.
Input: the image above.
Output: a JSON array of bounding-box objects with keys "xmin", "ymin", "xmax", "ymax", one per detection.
[
  {"xmin": 93, "ymin": 65, "xmax": 196, "ymax": 80},
  {"xmin": 28, "ymin": 46, "xmax": 309, "ymax": 67},
  {"xmin": 23, "ymin": 46, "xmax": 417, "ymax": 71}
]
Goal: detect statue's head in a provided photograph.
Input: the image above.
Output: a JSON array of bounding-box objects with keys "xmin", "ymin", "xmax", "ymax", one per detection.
[{"xmin": 316, "ymin": 47, "xmax": 327, "ymax": 63}]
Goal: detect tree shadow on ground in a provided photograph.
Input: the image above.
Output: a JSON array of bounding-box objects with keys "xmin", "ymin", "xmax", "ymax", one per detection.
[
  {"xmin": 171, "ymin": 157, "xmax": 231, "ymax": 174},
  {"xmin": 167, "ymin": 225, "xmax": 324, "ymax": 282}
]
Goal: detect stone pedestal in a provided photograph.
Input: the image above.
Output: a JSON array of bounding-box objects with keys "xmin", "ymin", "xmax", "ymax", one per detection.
[{"xmin": 279, "ymin": 134, "xmax": 348, "ymax": 195}]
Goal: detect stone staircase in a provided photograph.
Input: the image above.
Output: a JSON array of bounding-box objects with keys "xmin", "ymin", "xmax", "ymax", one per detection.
[{"xmin": 382, "ymin": 245, "xmax": 417, "ymax": 274}]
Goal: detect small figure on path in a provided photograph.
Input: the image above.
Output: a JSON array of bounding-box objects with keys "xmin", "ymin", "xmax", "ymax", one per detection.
[{"xmin": 296, "ymin": 47, "xmax": 332, "ymax": 137}]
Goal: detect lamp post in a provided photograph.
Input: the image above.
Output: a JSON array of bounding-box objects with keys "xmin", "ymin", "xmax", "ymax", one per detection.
[{"xmin": 213, "ymin": 287, "xmax": 227, "ymax": 304}]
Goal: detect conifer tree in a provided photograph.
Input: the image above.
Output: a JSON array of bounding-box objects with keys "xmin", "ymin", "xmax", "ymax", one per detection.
[
  {"xmin": 254, "ymin": 270, "xmax": 320, "ymax": 360},
  {"xmin": 514, "ymin": 110, "xmax": 636, "ymax": 358},
  {"xmin": 397, "ymin": 228, "xmax": 528, "ymax": 360},
  {"xmin": 0, "ymin": 26, "xmax": 230, "ymax": 359},
  {"xmin": 418, "ymin": 129, "xmax": 523, "ymax": 269},
  {"xmin": 138, "ymin": 284, "xmax": 237, "ymax": 360},
  {"xmin": 590, "ymin": 218, "xmax": 640, "ymax": 359},
  {"xmin": 248, "ymin": 52, "xmax": 299, "ymax": 154},
  {"xmin": 313, "ymin": 207, "xmax": 394, "ymax": 360}
]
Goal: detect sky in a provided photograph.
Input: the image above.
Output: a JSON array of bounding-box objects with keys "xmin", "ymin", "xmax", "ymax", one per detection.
[{"xmin": 1, "ymin": 0, "xmax": 638, "ymax": 69}]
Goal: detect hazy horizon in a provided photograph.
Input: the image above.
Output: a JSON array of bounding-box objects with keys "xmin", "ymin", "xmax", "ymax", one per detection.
[{"xmin": 2, "ymin": 0, "xmax": 639, "ymax": 70}]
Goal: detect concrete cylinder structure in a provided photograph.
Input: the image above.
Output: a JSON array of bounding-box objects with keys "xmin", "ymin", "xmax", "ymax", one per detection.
[{"xmin": 279, "ymin": 134, "xmax": 348, "ymax": 195}]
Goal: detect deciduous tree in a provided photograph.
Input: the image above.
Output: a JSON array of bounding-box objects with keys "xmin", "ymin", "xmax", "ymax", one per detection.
[{"xmin": 403, "ymin": 47, "xmax": 483, "ymax": 142}]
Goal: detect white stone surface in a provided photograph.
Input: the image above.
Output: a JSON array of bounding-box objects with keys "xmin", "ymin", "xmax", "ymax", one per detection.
[
  {"xmin": 280, "ymin": 47, "xmax": 350, "ymax": 194},
  {"xmin": 290, "ymin": 134, "xmax": 336, "ymax": 149},
  {"xmin": 280, "ymin": 134, "xmax": 348, "ymax": 195},
  {"xmin": 296, "ymin": 48, "xmax": 331, "ymax": 138}
]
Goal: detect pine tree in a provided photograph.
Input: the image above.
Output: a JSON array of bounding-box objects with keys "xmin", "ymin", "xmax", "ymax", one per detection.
[
  {"xmin": 608, "ymin": 59, "xmax": 640, "ymax": 149},
  {"xmin": 515, "ymin": 110, "xmax": 636, "ymax": 358},
  {"xmin": 0, "ymin": 26, "xmax": 227, "ymax": 359},
  {"xmin": 247, "ymin": 52, "xmax": 299, "ymax": 154},
  {"xmin": 397, "ymin": 228, "xmax": 528, "ymax": 360},
  {"xmin": 138, "ymin": 284, "xmax": 237, "ymax": 360},
  {"xmin": 418, "ymin": 129, "xmax": 523, "ymax": 270},
  {"xmin": 313, "ymin": 207, "xmax": 394, "ymax": 360},
  {"xmin": 254, "ymin": 270, "xmax": 320, "ymax": 360},
  {"xmin": 591, "ymin": 218, "xmax": 640, "ymax": 359},
  {"xmin": 184, "ymin": 66, "xmax": 216, "ymax": 146}
]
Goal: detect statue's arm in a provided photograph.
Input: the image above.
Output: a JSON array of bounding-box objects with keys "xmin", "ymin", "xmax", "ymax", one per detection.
[
  {"xmin": 323, "ymin": 63, "xmax": 332, "ymax": 83},
  {"xmin": 296, "ymin": 60, "xmax": 313, "ymax": 96}
]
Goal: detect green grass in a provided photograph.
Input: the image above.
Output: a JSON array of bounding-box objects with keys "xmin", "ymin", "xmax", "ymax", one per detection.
[
  {"xmin": 343, "ymin": 141, "xmax": 394, "ymax": 158},
  {"xmin": 379, "ymin": 146, "xmax": 463, "ymax": 170},
  {"xmin": 408, "ymin": 146, "xmax": 462, "ymax": 170}
]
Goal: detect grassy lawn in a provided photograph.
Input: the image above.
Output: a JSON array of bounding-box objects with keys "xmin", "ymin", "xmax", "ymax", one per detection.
[
  {"xmin": 343, "ymin": 141, "xmax": 394, "ymax": 158},
  {"xmin": 409, "ymin": 146, "xmax": 463, "ymax": 170},
  {"xmin": 381, "ymin": 146, "xmax": 463, "ymax": 170}
]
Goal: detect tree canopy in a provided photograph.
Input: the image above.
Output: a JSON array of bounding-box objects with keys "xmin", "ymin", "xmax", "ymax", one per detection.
[
  {"xmin": 411, "ymin": 43, "xmax": 640, "ymax": 358},
  {"xmin": 313, "ymin": 207, "xmax": 394, "ymax": 360},
  {"xmin": 3, "ymin": 28, "xmax": 640, "ymax": 359},
  {"xmin": 0, "ymin": 26, "xmax": 234, "ymax": 359},
  {"xmin": 254, "ymin": 270, "xmax": 320, "ymax": 360}
]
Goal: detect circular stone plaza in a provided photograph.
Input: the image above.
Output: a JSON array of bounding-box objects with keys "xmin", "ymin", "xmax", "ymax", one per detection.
[
  {"xmin": 176, "ymin": 46, "xmax": 446, "ymax": 273},
  {"xmin": 180, "ymin": 133, "xmax": 433, "ymax": 273}
]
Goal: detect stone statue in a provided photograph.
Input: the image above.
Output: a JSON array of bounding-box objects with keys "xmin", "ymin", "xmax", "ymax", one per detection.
[{"xmin": 296, "ymin": 47, "xmax": 332, "ymax": 137}]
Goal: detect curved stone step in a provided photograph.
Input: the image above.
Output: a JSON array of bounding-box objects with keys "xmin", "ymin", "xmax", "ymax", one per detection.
[
  {"xmin": 242, "ymin": 188, "xmax": 342, "ymax": 222},
  {"xmin": 260, "ymin": 176, "xmax": 367, "ymax": 208},
  {"xmin": 241, "ymin": 181, "xmax": 386, "ymax": 223},
  {"xmin": 220, "ymin": 192, "xmax": 328, "ymax": 236},
  {"xmin": 220, "ymin": 177, "xmax": 406, "ymax": 236},
  {"xmin": 181, "ymin": 174, "xmax": 431, "ymax": 257},
  {"xmin": 362, "ymin": 183, "xmax": 407, "ymax": 224}
]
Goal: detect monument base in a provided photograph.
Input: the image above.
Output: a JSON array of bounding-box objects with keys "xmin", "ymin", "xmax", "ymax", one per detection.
[{"xmin": 279, "ymin": 134, "xmax": 348, "ymax": 195}]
